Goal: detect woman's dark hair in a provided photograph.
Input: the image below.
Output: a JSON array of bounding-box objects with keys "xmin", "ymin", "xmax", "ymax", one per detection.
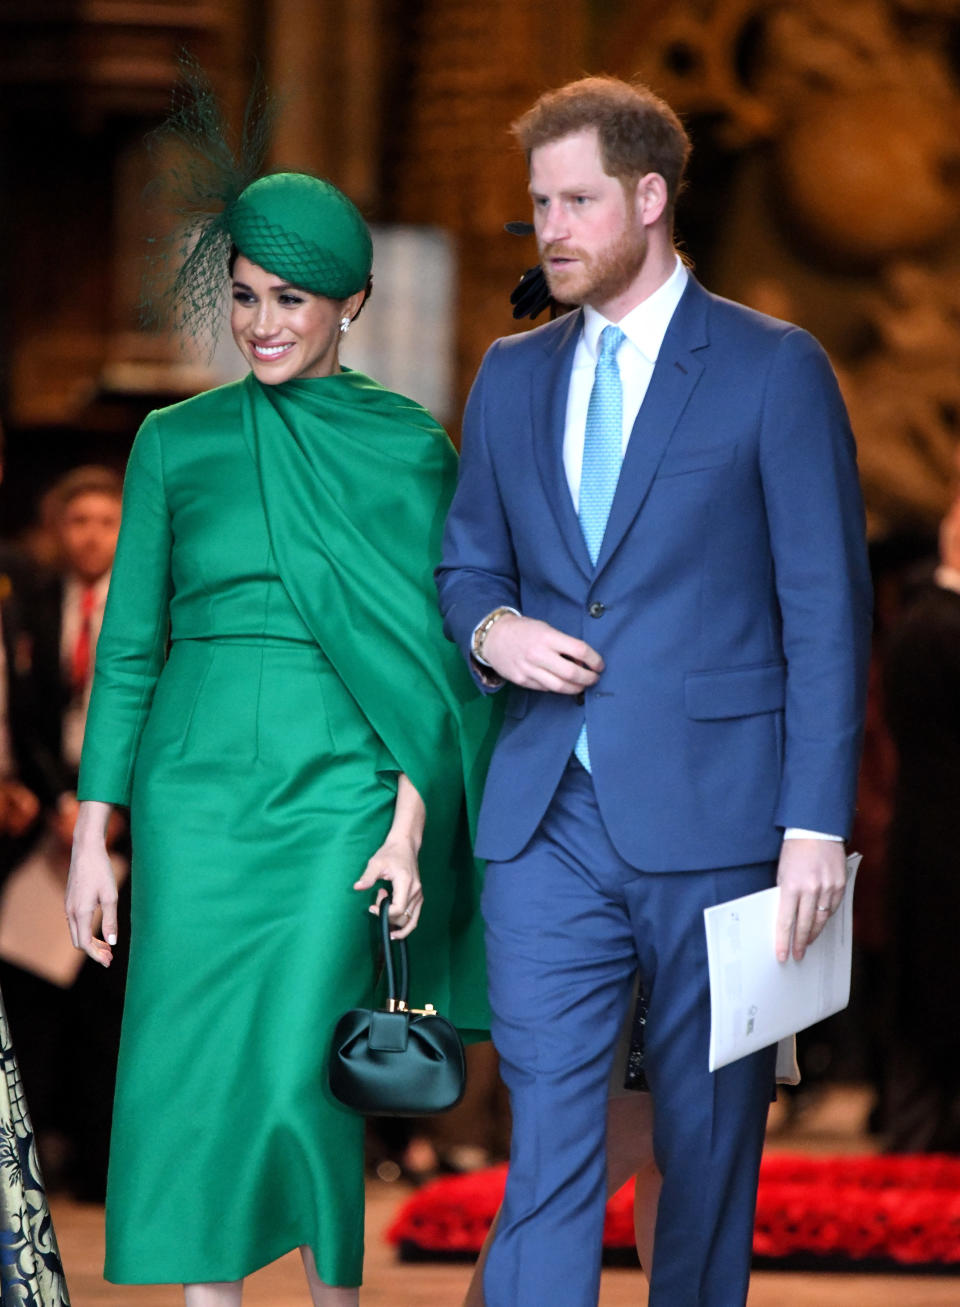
[{"xmin": 228, "ymin": 244, "xmax": 372, "ymax": 320}]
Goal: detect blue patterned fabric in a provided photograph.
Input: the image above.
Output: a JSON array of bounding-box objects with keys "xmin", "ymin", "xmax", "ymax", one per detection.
[
  {"xmin": 0, "ymin": 990, "xmax": 70, "ymax": 1306},
  {"xmin": 575, "ymin": 325, "xmax": 624, "ymax": 770}
]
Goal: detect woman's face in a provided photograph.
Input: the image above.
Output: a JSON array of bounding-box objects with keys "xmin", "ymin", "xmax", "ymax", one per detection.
[{"xmin": 230, "ymin": 255, "xmax": 358, "ymax": 384}]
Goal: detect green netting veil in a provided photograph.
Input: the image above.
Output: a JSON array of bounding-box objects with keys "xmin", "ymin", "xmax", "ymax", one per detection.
[
  {"xmin": 141, "ymin": 56, "xmax": 372, "ymax": 349},
  {"xmin": 227, "ymin": 175, "xmax": 372, "ymax": 299}
]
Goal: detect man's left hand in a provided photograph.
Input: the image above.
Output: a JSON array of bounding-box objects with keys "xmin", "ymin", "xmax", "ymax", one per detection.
[{"xmin": 775, "ymin": 838, "xmax": 847, "ymax": 963}]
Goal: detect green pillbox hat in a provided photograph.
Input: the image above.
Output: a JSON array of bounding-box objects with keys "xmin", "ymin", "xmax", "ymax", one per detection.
[{"xmin": 227, "ymin": 172, "xmax": 373, "ymax": 298}]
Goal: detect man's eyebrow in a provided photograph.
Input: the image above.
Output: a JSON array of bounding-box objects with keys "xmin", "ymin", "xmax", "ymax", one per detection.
[{"xmin": 527, "ymin": 184, "xmax": 595, "ymax": 196}]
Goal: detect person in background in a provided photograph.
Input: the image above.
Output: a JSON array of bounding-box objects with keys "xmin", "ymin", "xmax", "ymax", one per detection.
[
  {"xmin": 883, "ymin": 489, "xmax": 960, "ymax": 1151},
  {"xmin": 0, "ymin": 598, "xmax": 41, "ymax": 877},
  {"xmin": 0, "ymin": 463, "xmax": 127, "ymax": 1201},
  {"xmin": 0, "ymin": 417, "xmax": 71, "ymax": 1307},
  {"xmin": 0, "ymin": 420, "xmax": 44, "ymax": 880},
  {"xmin": 26, "ymin": 466, "xmax": 122, "ymax": 837}
]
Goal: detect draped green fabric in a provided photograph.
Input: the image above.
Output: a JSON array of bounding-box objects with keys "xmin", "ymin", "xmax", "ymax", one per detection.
[
  {"xmin": 243, "ymin": 369, "xmax": 499, "ymax": 846},
  {"xmin": 243, "ymin": 369, "xmax": 503, "ymax": 1030}
]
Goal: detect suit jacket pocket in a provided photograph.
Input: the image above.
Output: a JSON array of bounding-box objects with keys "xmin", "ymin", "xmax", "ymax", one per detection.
[
  {"xmin": 685, "ymin": 661, "xmax": 786, "ymax": 720},
  {"xmin": 655, "ymin": 442, "xmax": 736, "ymax": 479}
]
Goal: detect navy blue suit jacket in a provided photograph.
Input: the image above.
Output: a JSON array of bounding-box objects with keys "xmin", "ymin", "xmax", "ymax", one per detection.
[{"xmin": 436, "ymin": 276, "xmax": 872, "ymax": 872}]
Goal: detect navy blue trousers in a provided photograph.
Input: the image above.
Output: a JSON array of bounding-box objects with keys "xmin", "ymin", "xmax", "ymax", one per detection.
[{"xmin": 481, "ymin": 761, "xmax": 777, "ymax": 1307}]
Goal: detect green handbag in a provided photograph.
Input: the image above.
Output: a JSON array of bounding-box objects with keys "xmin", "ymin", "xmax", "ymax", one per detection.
[{"xmin": 327, "ymin": 897, "xmax": 467, "ymax": 1117}]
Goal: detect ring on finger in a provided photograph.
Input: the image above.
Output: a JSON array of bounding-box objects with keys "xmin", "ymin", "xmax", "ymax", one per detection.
[
  {"xmin": 816, "ymin": 904, "xmax": 831, "ymax": 913},
  {"xmin": 401, "ymin": 908, "xmax": 412, "ymax": 921}
]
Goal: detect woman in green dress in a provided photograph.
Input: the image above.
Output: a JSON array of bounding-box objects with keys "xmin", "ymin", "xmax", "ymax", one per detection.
[{"xmin": 64, "ymin": 171, "xmax": 497, "ymax": 1307}]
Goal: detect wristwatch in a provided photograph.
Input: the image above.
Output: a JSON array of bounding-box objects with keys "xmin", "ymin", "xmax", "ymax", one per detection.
[{"xmin": 471, "ymin": 606, "xmax": 517, "ymax": 664}]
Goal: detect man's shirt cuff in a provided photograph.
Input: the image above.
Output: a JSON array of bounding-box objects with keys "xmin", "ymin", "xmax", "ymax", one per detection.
[{"xmin": 783, "ymin": 828, "xmax": 843, "ymax": 841}]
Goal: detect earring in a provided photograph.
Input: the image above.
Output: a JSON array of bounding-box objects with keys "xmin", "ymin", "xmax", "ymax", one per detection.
[{"xmin": 339, "ymin": 316, "xmax": 351, "ymax": 335}]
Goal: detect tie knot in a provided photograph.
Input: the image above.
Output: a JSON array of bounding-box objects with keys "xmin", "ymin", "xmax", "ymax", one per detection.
[{"xmin": 598, "ymin": 325, "xmax": 625, "ymax": 360}]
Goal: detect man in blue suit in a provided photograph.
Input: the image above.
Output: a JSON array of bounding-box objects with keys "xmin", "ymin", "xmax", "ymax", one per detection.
[{"xmin": 436, "ymin": 77, "xmax": 871, "ymax": 1306}]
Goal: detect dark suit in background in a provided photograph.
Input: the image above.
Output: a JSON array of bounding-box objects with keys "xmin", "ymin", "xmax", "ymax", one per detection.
[
  {"xmin": 16, "ymin": 575, "xmax": 78, "ymax": 804},
  {"xmin": 0, "ymin": 545, "xmax": 45, "ymax": 881},
  {"xmin": 0, "ymin": 569, "xmax": 129, "ymax": 1199},
  {"xmin": 884, "ymin": 577, "xmax": 960, "ymax": 1150}
]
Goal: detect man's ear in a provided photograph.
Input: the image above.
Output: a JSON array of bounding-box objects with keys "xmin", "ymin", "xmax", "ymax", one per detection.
[{"xmin": 633, "ymin": 172, "xmax": 669, "ymax": 228}]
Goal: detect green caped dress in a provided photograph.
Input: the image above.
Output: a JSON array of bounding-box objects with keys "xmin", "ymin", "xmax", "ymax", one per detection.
[{"xmin": 77, "ymin": 370, "xmax": 499, "ymax": 1287}]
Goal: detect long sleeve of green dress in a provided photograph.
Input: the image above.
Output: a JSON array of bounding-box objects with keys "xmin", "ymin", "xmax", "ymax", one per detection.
[{"xmin": 78, "ymin": 412, "xmax": 172, "ymax": 807}]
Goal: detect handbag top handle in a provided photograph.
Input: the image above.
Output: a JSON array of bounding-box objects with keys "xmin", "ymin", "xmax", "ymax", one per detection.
[{"xmin": 379, "ymin": 894, "xmax": 410, "ymax": 1009}]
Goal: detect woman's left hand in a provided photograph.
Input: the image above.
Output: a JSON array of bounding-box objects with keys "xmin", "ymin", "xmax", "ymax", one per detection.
[{"xmin": 353, "ymin": 836, "xmax": 424, "ymax": 939}]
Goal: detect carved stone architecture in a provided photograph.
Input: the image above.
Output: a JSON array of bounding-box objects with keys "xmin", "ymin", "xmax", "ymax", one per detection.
[
  {"xmin": 0, "ymin": 0, "xmax": 253, "ymax": 514},
  {"xmin": 605, "ymin": 0, "xmax": 960, "ymax": 531},
  {"xmin": 0, "ymin": 0, "xmax": 958, "ymax": 533},
  {"xmin": 381, "ymin": 0, "xmax": 584, "ymax": 412}
]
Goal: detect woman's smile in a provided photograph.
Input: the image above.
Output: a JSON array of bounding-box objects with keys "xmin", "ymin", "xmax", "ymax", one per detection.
[
  {"xmin": 230, "ymin": 255, "xmax": 364, "ymax": 384},
  {"xmin": 250, "ymin": 340, "xmax": 296, "ymax": 362}
]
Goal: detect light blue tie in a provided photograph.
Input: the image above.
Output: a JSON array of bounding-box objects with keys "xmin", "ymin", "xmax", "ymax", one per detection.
[{"xmin": 575, "ymin": 324, "xmax": 625, "ymax": 772}]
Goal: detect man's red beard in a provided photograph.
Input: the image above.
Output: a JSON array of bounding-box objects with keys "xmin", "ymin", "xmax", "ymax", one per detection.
[{"xmin": 540, "ymin": 222, "xmax": 647, "ymax": 308}]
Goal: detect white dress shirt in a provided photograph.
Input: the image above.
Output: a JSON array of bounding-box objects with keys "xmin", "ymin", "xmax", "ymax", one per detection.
[{"xmin": 563, "ymin": 255, "xmax": 688, "ymax": 506}]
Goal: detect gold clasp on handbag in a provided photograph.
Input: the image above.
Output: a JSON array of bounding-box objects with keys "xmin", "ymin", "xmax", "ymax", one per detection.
[{"xmin": 385, "ymin": 999, "xmax": 437, "ymax": 1016}]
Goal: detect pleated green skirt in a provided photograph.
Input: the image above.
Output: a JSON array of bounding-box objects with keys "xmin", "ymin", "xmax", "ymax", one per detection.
[{"xmin": 105, "ymin": 637, "xmax": 395, "ymax": 1286}]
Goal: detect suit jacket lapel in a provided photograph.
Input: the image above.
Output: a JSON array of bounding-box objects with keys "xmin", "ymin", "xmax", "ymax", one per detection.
[
  {"xmin": 594, "ymin": 277, "xmax": 709, "ymax": 576},
  {"xmin": 531, "ymin": 311, "xmax": 593, "ymax": 580}
]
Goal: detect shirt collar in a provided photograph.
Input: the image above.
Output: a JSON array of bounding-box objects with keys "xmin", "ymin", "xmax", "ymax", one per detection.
[
  {"xmin": 65, "ymin": 571, "xmax": 112, "ymax": 605},
  {"xmin": 582, "ymin": 254, "xmax": 688, "ymax": 364}
]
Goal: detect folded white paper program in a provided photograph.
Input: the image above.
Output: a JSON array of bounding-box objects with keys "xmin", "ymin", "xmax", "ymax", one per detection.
[{"xmin": 704, "ymin": 853, "xmax": 860, "ymax": 1073}]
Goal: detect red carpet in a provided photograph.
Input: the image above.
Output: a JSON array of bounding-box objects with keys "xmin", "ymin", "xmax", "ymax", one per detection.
[{"xmin": 386, "ymin": 1155, "xmax": 960, "ymax": 1272}]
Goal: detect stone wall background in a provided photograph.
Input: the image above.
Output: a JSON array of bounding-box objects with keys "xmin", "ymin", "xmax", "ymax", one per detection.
[{"xmin": 1, "ymin": 0, "xmax": 957, "ymax": 535}]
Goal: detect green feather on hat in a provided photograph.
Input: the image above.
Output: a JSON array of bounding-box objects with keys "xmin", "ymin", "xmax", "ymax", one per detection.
[{"xmin": 141, "ymin": 55, "xmax": 372, "ymax": 349}]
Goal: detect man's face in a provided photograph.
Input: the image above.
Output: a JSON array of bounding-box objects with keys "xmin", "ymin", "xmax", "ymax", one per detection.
[
  {"xmin": 58, "ymin": 491, "xmax": 121, "ymax": 584},
  {"xmin": 530, "ymin": 128, "xmax": 647, "ymax": 312}
]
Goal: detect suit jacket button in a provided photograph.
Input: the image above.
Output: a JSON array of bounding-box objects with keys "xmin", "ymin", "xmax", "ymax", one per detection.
[{"xmin": 588, "ymin": 601, "xmax": 606, "ymax": 618}]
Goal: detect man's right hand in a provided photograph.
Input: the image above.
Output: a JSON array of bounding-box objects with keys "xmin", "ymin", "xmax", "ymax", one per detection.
[{"xmin": 482, "ymin": 614, "xmax": 603, "ymax": 694}]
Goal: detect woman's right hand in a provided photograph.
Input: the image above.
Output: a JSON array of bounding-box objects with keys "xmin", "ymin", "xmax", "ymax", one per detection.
[{"xmin": 65, "ymin": 799, "xmax": 118, "ymax": 967}]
